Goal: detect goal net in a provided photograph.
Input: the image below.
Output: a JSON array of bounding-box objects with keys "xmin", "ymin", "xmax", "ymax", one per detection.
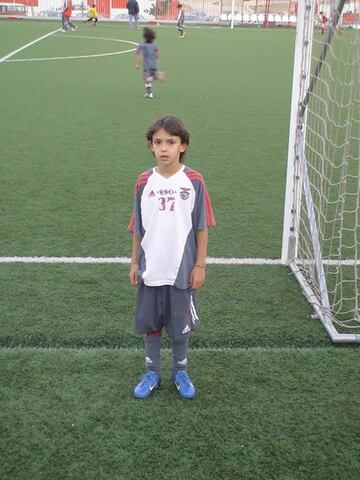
[{"xmin": 282, "ymin": 0, "xmax": 360, "ymax": 342}]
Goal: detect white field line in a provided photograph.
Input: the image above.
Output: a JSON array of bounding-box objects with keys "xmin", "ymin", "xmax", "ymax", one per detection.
[
  {"xmin": 0, "ymin": 28, "xmax": 59, "ymax": 64},
  {"xmin": 0, "ymin": 256, "xmax": 282, "ymax": 265},
  {"xmin": 0, "ymin": 346, "xmax": 333, "ymax": 353},
  {"xmin": 0, "ymin": 256, "xmax": 357, "ymax": 265},
  {"xmin": 7, "ymin": 48, "xmax": 137, "ymax": 62},
  {"xmin": 4, "ymin": 35, "xmax": 137, "ymax": 62},
  {"xmin": 0, "ymin": 256, "xmax": 360, "ymax": 266}
]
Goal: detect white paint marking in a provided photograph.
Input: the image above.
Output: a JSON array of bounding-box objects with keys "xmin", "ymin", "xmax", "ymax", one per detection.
[
  {"xmin": 4, "ymin": 34, "xmax": 137, "ymax": 62},
  {"xmin": 0, "ymin": 256, "xmax": 282, "ymax": 265},
  {"xmin": 0, "ymin": 346, "xmax": 334, "ymax": 353},
  {"xmin": 0, "ymin": 257, "xmax": 357, "ymax": 265},
  {"xmin": 0, "ymin": 28, "xmax": 59, "ymax": 64}
]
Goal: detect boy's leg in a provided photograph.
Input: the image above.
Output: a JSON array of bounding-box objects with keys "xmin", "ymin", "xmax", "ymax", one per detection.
[
  {"xmin": 133, "ymin": 331, "xmax": 161, "ymax": 398},
  {"xmin": 172, "ymin": 336, "xmax": 195, "ymax": 399},
  {"xmin": 61, "ymin": 14, "xmax": 68, "ymax": 31},
  {"xmin": 177, "ymin": 25, "xmax": 185, "ymax": 37},
  {"xmin": 144, "ymin": 82, "xmax": 153, "ymax": 98},
  {"xmin": 172, "ymin": 336, "xmax": 188, "ymax": 375},
  {"xmin": 165, "ymin": 287, "xmax": 197, "ymax": 398},
  {"xmin": 133, "ymin": 284, "xmax": 163, "ymax": 398},
  {"xmin": 144, "ymin": 331, "xmax": 162, "ymax": 375},
  {"xmin": 69, "ymin": 19, "xmax": 77, "ymax": 30}
]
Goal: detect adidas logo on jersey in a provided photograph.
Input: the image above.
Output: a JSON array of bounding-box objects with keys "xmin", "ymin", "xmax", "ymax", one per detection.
[{"xmin": 148, "ymin": 190, "xmax": 155, "ymax": 197}]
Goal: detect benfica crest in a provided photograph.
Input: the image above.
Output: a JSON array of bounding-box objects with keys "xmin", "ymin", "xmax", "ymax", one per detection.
[{"xmin": 180, "ymin": 187, "xmax": 191, "ymax": 200}]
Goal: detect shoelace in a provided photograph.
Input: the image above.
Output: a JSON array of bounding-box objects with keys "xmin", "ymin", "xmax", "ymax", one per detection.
[
  {"xmin": 176, "ymin": 371, "xmax": 191, "ymax": 385},
  {"xmin": 140, "ymin": 372, "xmax": 158, "ymax": 386}
]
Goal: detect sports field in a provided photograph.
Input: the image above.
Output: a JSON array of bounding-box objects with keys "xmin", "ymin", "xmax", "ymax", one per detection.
[{"xmin": 0, "ymin": 19, "xmax": 359, "ymax": 479}]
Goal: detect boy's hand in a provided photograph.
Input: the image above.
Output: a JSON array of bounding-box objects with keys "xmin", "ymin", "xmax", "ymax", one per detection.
[
  {"xmin": 129, "ymin": 263, "xmax": 139, "ymax": 287},
  {"xmin": 135, "ymin": 64, "xmax": 139, "ymax": 69},
  {"xmin": 189, "ymin": 265, "xmax": 206, "ymax": 290}
]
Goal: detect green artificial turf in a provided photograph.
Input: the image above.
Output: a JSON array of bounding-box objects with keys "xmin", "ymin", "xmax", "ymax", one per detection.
[
  {"xmin": 0, "ymin": 264, "xmax": 329, "ymax": 349},
  {"xmin": 0, "ymin": 21, "xmax": 294, "ymax": 258},
  {"xmin": 1, "ymin": 348, "xmax": 359, "ymax": 480},
  {"xmin": 1, "ymin": 20, "xmax": 359, "ymax": 480}
]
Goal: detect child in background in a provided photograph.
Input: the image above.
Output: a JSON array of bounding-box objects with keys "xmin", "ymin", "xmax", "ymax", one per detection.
[
  {"xmin": 85, "ymin": 4, "xmax": 98, "ymax": 26},
  {"xmin": 319, "ymin": 11, "xmax": 327, "ymax": 34},
  {"xmin": 61, "ymin": 0, "xmax": 77, "ymax": 32},
  {"xmin": 128, "ymin": 116, "xmax": 215, "ymax": 399},
  {"xmin": 176, "ymin": 4, "xmax": 185, "ymax": 38},
  {"xmin": 135, "ymin": 27, "xmax": 165, "ymax": 99}
]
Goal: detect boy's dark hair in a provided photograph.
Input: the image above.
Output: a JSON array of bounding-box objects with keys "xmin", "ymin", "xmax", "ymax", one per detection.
[
  {"xmin": 146, "ymin": 116, "xmax": 190, "ymax": 161},
  {"xmin": 143, "ymin": 27, "xmax": 156, "ymax": 43},
  {"xmin": 177, "ymin": 4, "xmax": 182, "ymax": 8}
]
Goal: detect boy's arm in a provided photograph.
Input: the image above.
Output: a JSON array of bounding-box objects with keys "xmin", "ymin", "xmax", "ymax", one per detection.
[
  {"xmin": 135, "ymin": 45, "xmax": 142, "ymax": 69},
  {"xmin": 135, "ymin": 52, "xmax": 142, "ymax": 69},
  {"xmin": 189, "ymin": 228, "xmax": 208, "ymax": 290},
  {"xmin": 129, "ymin": 234, "xmax": 142, "ymax": 287}
]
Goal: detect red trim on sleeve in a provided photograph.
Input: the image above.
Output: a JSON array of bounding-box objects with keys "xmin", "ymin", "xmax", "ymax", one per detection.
[
  {"xmin": 185, "ymin": 169, "xmax": 205, "ymax": 184},
  {"xmin": 204, "ymin": 188, "xmax": 216, "ymax": 227},
  {"xmin": 185, "ymin": 169, "xmax": 216, "ymax": 227},
  {"xmin": 135, "ymin": 170, "xmax": 153, "ymax": 195},
  {"xmin": 128, "ymin": 170, "xmax": 153, "ymax": 232},
  {"xmin": 127, "ymin": 212, "xmax": 135, "ymax": 232}
]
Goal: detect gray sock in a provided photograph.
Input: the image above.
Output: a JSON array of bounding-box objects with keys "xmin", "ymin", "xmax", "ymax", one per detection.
[
  {"xmin": 172, "ymin": 337, "xmax": 189, "ymax": 375},
  {"xmin": 144, "ymin": 335, "xmax": 161, "ymax": 375}
]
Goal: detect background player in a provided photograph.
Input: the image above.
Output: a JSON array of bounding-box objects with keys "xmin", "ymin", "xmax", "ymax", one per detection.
[
  {"xmin": 135, "ymin": 27, "xmax": 165, "ymax": 99},
  {"xmin": 176, "ymin": 3, "xmax": 185, "ymax": 38},
  {"xmin": 85, "ymin": 3, "xmax": 98, "ymax": 26}
]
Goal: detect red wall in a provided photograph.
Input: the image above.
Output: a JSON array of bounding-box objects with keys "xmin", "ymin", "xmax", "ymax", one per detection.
[{"xmin": 112, "ymin": 0, "xmax": 127, "ymax": 7}]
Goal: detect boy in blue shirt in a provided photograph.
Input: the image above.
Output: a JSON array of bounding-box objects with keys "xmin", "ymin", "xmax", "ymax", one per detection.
[{"xmin": 135, "ymin": 28, "xmax": 165, "ymax": 98}]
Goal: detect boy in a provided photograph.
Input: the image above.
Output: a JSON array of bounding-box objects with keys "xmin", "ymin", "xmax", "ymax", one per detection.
[
  {"xmin": 319, "ymin": 11, "xmax": 327, "ymax": 34},
  {"xmin": 128, "ymin": 116, "xmax": 215, "ymax": 399},
  {"xmin": 61, "ymin": 0, "xmax": 77, "ymax": 32},
  {"xmin": 127, "ymin": 0, "xmax": 139, "ymax": 30},
  {"xmin": 176, "ymin": 4, "xmax": 185, "ymax": 38},
  {"xmin": 85, "ymin": 4, "xmax": 98, "ymax": 26},
  {"xmin": 135, "ymin": 27, "xmax": 165, "ymax": 99}
]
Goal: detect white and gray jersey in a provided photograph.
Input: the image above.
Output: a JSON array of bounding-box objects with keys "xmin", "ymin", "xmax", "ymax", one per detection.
[
  {"xmin": 128, "ymin": 165, "xmax": 215, "ymax": 289},
  {"xmin": 136, "ymin": 42, "xmax": 158, "ymax": 71},
  {"xmin": 177, "ymin": 10, "xmax": 185, "ymax": 28}
]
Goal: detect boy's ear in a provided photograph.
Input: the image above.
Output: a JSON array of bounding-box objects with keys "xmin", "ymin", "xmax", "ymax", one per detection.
[{"xmin": 180, "ymin": 143, "xmax": 187, "ymax": 153}]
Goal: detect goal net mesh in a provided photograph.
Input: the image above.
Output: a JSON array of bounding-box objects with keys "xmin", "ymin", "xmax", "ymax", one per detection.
[{"xmin": 294, "ymin": 0, "xmax": 359, "ymax": 330}]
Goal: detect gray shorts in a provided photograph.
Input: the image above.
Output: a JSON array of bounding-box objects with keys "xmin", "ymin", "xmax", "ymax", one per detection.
[
  {"xmin": 143, "ymin": 69, "xmax": 157, "ymax": 82},
  {"xmin": 135, "ymin": 283, "xmax": 200, "ymax": 340}
]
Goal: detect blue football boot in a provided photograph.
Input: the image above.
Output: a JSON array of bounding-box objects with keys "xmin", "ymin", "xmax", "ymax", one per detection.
[
  {"xmin": 173, "ymin": 370, "xmax": 196, "ymax": 399},
  {"xmin": 134, "ymin": 371, "xmax": 160, "ymax": 399}
]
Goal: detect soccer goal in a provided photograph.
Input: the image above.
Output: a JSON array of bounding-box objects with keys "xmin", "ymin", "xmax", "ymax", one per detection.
[{"xmin": 282, "ymin": 0, "xmax": 360, "ymax": 343}]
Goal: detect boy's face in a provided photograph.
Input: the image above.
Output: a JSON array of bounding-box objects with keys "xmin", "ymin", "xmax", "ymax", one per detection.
[{"xmin": 150, "ymin": 128, "xmax": 187, "ymax": 172}]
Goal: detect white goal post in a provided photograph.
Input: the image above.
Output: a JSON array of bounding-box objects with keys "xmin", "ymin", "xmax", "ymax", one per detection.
[{"xmin": 282, "ymin": 0, "xmax": 360, "ymax": 343}]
